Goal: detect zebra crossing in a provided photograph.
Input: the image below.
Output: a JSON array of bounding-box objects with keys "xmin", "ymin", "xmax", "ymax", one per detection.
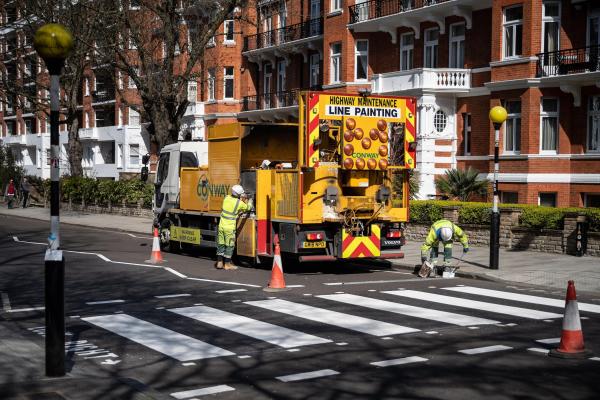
[{"xmin": 81, "ymin": 285, "xmax": 598, "ymax": 363}]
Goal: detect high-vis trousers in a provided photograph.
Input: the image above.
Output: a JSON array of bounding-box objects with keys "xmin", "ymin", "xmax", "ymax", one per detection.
[{"xmin": 216, "ymin": 226, "xmax": 236, "ymax": 261}]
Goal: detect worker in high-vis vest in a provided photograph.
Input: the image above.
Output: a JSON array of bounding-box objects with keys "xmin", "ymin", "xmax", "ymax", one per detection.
[
  {"xmin": 420, "ymin": 219, "xmax": 469, "ymax": 265},
  {"xmin": 216, "ymin": 184, "xmax": 251, "ymax": 270}
]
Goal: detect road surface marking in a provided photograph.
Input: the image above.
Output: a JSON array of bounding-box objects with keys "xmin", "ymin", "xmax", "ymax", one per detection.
[
  {"xmin": 216, "ymin": 289, "xmax": 247, "ymax": 293},
  {"xmin": 468, "ymin": 326, "xmax": 480, "ymax": 330},
  {"xmin": 287, "ymin": 348, "xmax": 300, "ymax": 352},
  {"xmin": 318, "ymin": 294, "xmax": 499, "ymax": 326},
  {"xmin": 86, "ymin": 300, "xmax": 125, "ymax": 305},
  {"xmin": 276, "ymin": 369, "xmax": 339, "ymax": 382},
  {"xmin": 444, "ymin": 286, "xmax": 600, "ymax": 314},
  {"xmin": 324, "ymin": 279, "xmax": 420, "ymax": 286},
  {"xmin": 82, "ymin": 314, "xmax": 234, "ymax": 361},
  {"xmin": 425, "ymin": 331, "xmax": 438, "ymax": 335},
  {"xmin": 385, "ymin": 290, "xmax": 563, "ymax": 320},
  {"xmin": 535, "ymin": 338, "xmax": 560, "ymax": 344},
  {"xmin": 590, "ymin": 357, "xmax": 600, "ymax": 361},
  {"xmin": 381, "ymin": 337, "xmax": 392, "ymax": 340},
  {"xmin": 186, "ymin": 277, "xmax": 260, "ymax": 288},
  {"xmin": 286, "ymin": 285, "xmax": 305, "ymax": 288},
  {"xmin": 238, "ymin": 355, "xmax": 252, "ymax": 359},
  {"xmin": 155, "ymin": 294, "xmax": 191, "ymax": 299},
  {"xmin": 527, "ymin": 348, "xmax": 550, "ymax": 355},
  {"xmin": 459, "ymin": 345, "xmax": 513, "ymax": 355},
  {"xmin": 246, "ymin": 299, "xmax": 418, "ymax": 336},
  {"xmin": 182, "ymin": 362, "xmax": 196, "ymax": 366},
  {"xmin": 169, "ymin": 306, "xmax": 331, "ymax": 348},
  {"xmin": 336, "ymin": 342, "xmax": 348, "ymax": 346},
  {"xmin": 6, "ymin": 307, "xmax": 45, "ymax": 313},
  {"xmin": 171, "ymin": 385, "xmax": 235, "ymax": 399},
  {"xmin": 370, "ymin": 356, "xmax": 428, "ymax": 367},
  {"xmin": 1, "ymin": 292, "xmax": 11, "ymax": 312},
  {"xmin": 164, "ymin": 267, "xmax": 187, "ymax": 279}
]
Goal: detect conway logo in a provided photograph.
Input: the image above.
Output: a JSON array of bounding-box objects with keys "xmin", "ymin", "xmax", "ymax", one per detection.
[
  {"xmin": 352, "ymin": 152, "xmax": 378, "ymax": 159},
  {"xmin": 197, "ymin": 175, "xmax": 231, "ymax": 200}
]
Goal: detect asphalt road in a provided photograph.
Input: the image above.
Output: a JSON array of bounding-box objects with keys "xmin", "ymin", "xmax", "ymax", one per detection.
[{"xmin": 1, "ymin": 214, "xmax": 599, "ymax": 400}]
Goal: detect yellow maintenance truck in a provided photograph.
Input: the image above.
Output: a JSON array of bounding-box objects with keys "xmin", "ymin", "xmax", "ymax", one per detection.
[{"xmin": 149, "ymin": 91, "xmax": 417, "ymax": 264}]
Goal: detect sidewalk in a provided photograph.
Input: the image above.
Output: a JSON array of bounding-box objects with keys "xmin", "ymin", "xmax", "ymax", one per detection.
[{"xmin": 1, "ymin": 206, "xmax": 599, "ymax": 293}]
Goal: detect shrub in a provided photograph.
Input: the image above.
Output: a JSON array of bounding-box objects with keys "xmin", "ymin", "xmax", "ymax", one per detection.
[
  {"xmin": 518, "ymin": 206, "xmax": 565, "ymax": 230},
  {"xmin": 459, "ymin": 203, "xmax": 491, "ymax": 225}
]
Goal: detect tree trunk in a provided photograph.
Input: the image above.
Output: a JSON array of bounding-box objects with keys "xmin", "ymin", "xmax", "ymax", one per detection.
[{"xmin": 68, "ymin": 117, "xmax": 83, "ymax": 177}]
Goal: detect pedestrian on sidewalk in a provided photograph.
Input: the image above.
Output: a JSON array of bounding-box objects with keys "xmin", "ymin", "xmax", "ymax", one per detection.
[
  {"xmin": 5, "ymin": 179, "xmax": 16, "ymax": 209},
  {"xmin": 216, "ymin": 185, "xmax": 252, "ymax": 271},
  {"xmin": 420, "ymin": 219, "xmax": 469, "ymax": 268},
  {"xmin": 21, "ymin": 177, "xmax": 31, "ymax": 208}
]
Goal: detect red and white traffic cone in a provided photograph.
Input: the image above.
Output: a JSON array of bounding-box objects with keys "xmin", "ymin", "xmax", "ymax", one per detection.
[
  {"xmin": 549, "ymin": 280, "xmax": 591, "ymax": 358},
  {"xmin": 146, "ymin": 228, "xmax": 164, "ymax": 264},
  {"xmin": 264, "ymin": 234, "xmax": 288, "ymax": 292}
]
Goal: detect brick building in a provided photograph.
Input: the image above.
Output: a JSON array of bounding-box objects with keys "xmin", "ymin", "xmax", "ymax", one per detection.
[{"xmin": 2, "ymin": 0, "xmax": 600, "ymax": 207}]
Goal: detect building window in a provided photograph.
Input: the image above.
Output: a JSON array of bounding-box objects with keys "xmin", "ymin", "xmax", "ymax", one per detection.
[
  {"xmin": 501, "ymin": 191, "xmax": 519, "ymax": 204},
  {"xmin": 584, "ymin": 193, "xmax": 600, "ymax": 208},
  {"xmin": 504, "ymin": 100, "xmax": 521, "ymax": 153},
  {"xmin": 330, "ymin": 42, "xmax": 342, "ymax": 84},
  {"xmin": 449, "ymin": 23, "xmax": 465, "ymax": 68},
  {"xmin": 224, "ymin": 20, "xmax": 235, "ymax": 43},
  {"xmin": 462, "ymin": 113, "xmax": 471, "ymax": 155},
  {"xmin": 100, "ymin": 141, "xmax": 115, "ymax": 164},
  {"xmin": 400, "ymin": 33, "xmax": 414, "ymax": 71},
  {"xmin": 187, "ymin": 80, "xmax": 197, "ymax": 102},
  {"xmin": 424, "ymin": 28, "xmax": 439, "ymax": 68},
  {"xmin": 276, "ymin": 60, "xmax": 286, "ymax": 94},
  {"xmin": 129, "ymin": 144, "xmax": 140, "ymax": 166},
  {"xmin": 588, "ymin": 96, "xmax": 600, "ymax": 152},
  {"xmin": 207, "ymin": 68, "xmax": 216, "ymax": 101},
  {"xmin": 278, "ymin": 2, "xmax": 287, "ymax": 29},
  {"xmin": 331, "ymin": 0, "xmax": 341, "ymax": 12},
  {"xmin": 128, "ymin": 69, "xmax": 138, "ymax": 89},
  {"xmin": 24, "ymin": 119, "xmax": 34, "ymax": 134},
  {"xmin": 223, "ymin": 66, "xmax": 234, "ymax": 99},
  {"xmin": 539, "ymin": 192, "xmax": 557, "ymax": 207},
  {"xmin": 503, "ymin": 5, "xmax": 523, "ymax": 59},
  {"xmin": 540, "ymin": 98, "xmax": 559, "ymax": 153},
  {"xmin": 128, "ymin": 107, "xmax": 140, "ymax": 126},
  {"xmin": 355, "ymin": 40, "xmax": 368, "ymax": 81},
  {"xmin": 542, "ymin": 1, "xmax": 560, "ymax": 54},
  {"xmin": 434, "ymin": 109, "xmax": 447, "ymax": 133},
  {"xmin": 309, "ymin": 53, "xmax": 320, "ymax": 88}
]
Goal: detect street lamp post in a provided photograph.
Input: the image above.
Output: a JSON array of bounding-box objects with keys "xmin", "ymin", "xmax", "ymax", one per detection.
[
  {"xmin": 488, "ymin": 106, "xmax": 508, "ymax": 270},
  {"xmin": 34, "ymin": 23, "xmax": 74, "ymax": 378}
]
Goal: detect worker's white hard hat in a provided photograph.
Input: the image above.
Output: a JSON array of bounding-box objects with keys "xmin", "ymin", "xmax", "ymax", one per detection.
[
  {"xmin": 437, "ymin": 226, "xmax": 453, "ymax": 242},
  {"xmin": 231, "ymin": 184, "xmax": 245, "ymax": 197}
]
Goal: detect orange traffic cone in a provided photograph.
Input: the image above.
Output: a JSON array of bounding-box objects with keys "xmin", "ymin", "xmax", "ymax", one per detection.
[
  {"xmin": 146, "ymin": 228, "xmax": 164, "ymax": 264},
  {"xmin": 264, "ymin": 234, "xmax": 288, "ymax": 292},
  {"xmin": 549, "ymin": 280, "xmax": 591, "ymax": 358}
]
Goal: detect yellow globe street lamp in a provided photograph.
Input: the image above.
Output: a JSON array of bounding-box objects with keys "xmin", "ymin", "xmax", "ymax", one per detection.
[
  {"xmin": 488, "ymin": 105, "xmax": 508, "ymax": 271},
  {"xmin": 34, "ymin": 23, "xmax": 73, "ymax": 378}
]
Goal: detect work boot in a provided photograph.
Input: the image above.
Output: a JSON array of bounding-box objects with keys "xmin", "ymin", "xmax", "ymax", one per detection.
[
  {"xmin": 215, "ymin": 261, "xmax": 224, "ymax": 269},
  {"xmin": 224, "ymin": 262, "xmax": 238, "ymax": 270}
]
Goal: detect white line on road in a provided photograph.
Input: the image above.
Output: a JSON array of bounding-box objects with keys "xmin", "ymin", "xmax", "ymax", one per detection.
[
  {"xmin": 276, "ymin": 369, "xmax": 339, "ymax": 382},
  {"xmin": 535, "ymin": 338, "xmax": 560, "ymax": 344},
  {"xmin": 459, "ymin": 345, "xmax": 513, "ymax": 355},
  {"xmin": 318, "ymin": 294, "xmax": 499, "ymax": 326},
  {"xmin": 164, "ymin": 267, "xmax": 187, "ymax": 279},
  {"xmin": 590, "ymin": 357, "xmax": 600, "ymax": 361},
  {"xmin": 1, "ymin": 292, "xmax": 11, "ymax": 312},
  {"xmin": 82, "ymin": 314, "xmax": 234, "ymax": 361},
  {"xmin": 286, "ymin": 285, "xmax": 305, "ymax": 288},
  {"xmin": 169, "ymin": 306, "xmax": 331, "ymax": 348},
  {"xmin": 171, "ymin": 385, "xmax": 235, "ymax": 399},
  {"xmin": 6, "ymin": 307, "xmax": 45, "ymax": 313},
  {"xmin": 370, "ymin": 356, "xmax": 428, "ymax": 367},
  {"xmin": 324, "ymin": 279, "xmax": 420, "ymax": 286},
  {"xmin": 444, "ymin": 286, "xmax": 600, "ymax": 314},
  {"xmin": 215, "ymin": 289, "xmax": 248, "ymax": 294},
  {"xmin": 155, "ymin": 294, "xmax": 191, "ymax": 299},
  {"xmin": 186, "ymin": 277, "xmax": 261, "ymax": 288},
  {"xmin": 385, "ymin": 290, "xmax": 563, "ymax": 320},
  {"xmin": 246, "ymin": 299, "xmax": 419, "ymax": 336},
  {"xmin": 86, "ymin": 300, "xmax": 125, "ymax": 305},
  {"xmin": 527, "ymin": 348, "xmax": 550, "ymax": 355}
]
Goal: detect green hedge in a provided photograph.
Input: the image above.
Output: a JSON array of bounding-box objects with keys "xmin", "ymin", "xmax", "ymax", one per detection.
[{"xmin": 409, "ymin": 200, "xmax": 600, "ymax": 232}]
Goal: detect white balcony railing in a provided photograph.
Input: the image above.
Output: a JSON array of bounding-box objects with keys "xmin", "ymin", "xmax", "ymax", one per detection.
[
  {"xmin": 372, "ymin": 68, "xmax": 471, "ymax": 94},
  {"xmin": 79, "ymin": 127, "xmax": 98, "ymax": 140}
]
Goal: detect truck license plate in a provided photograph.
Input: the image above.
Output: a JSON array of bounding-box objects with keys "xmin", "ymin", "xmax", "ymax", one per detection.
[{"xmin": 302, "ymin": 241, "xmax": 326, "ymax": 248}]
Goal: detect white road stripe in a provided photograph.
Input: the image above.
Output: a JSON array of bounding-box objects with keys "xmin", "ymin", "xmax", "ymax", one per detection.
[
  {"xmin": 245, "ymin": 299, "xmax": 418, "ymax": 336},
  {"xmin": 171, "ymin": 385, "xmax": 235, "ymax": 399},
  {"xmin": 371, "ymin": 356, "xmax": 428, "ymax": 367},
  {"xmin": 164, "ymin": 267, "xmax": 187, "ymax": 279},
  {"xmin": 155, "ymin": 294, "xmax": 191, "ymax": 299},
  {"xmin": 590, "ymin": 357, "xmax": 600, "ymax": 361},
  {"xmin": 169, "ymin": 306, "xmax": 331, "ymax": 348},
  {"xmin": 318, "ymin": 294, "xmax": 499, "ymax": 326},
  {"xmin": 86, "ymin": 300, "xmax": 125, "ymax": 305},
  {"xmin": 82, "ymin": 314, "xmax": 234, "ymax": 361},
  {"xmin": 444, "ymin": 286, "xmax": 600, "ymax": 314},
  {"xmin": 385, "ymin": 290, "xmax": 563, "ymax": 320},
  {"xmin": 7, "ymin": 307, "xmax": 45, "ymax": 313},
  {"xmin": 286, "ymin": 285, "xmax": 305, "ymax": 288},
  {"xmin": 528, "ymin": 348, "xmax": 550, "ymax": 354},
  {"xmin": 216, "ymin": 289, "xmax": 248, "ymax": 293},
  {"xmin": 535, "ymin": 338, "xmax": 560, "ymax": 344},
  {"xmin": 324, "ymin": 279, "xmax": 416, "ymax": 286},
  {"xmin": 186, "ymin": 277, "xmax": 261, "ymax": 288},
  {"xmin": 459, "ymin": 345, "xmax": 513, "ymax": 355},
  {"xmin": 276, "ymin": 369, "xmax": 339, "ymax": 382}
]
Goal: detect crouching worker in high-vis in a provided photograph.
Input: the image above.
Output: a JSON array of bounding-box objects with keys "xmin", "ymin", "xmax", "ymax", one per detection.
[
  {"xmin": 419, "ymin": 219, "xmax": 469, "ymax": 277},
  {"xmin": 216, "ymin": 185, "xmax": 252, "ymax": 270}
]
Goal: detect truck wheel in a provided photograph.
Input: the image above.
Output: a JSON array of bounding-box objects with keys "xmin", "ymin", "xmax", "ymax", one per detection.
[{"xmin": 159, "ymin": 219, "xmax": 177, "ymax": 253}]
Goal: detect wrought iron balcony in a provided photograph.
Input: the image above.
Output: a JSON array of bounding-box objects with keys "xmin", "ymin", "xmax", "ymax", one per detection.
[
  {"xmin": 349, "ymin": 0, "xmax": 450, "ymax": 24},
  {"xmin": 243, "ymin": 18, "xmax": 323, "ymax": 52},
  {"xmin": 241, "ymin": 87, "xmax": 321, "ymax": 112},
  {"xmin": 536, "ymin": 45, "xmax": 600, "ymax": 77}
]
